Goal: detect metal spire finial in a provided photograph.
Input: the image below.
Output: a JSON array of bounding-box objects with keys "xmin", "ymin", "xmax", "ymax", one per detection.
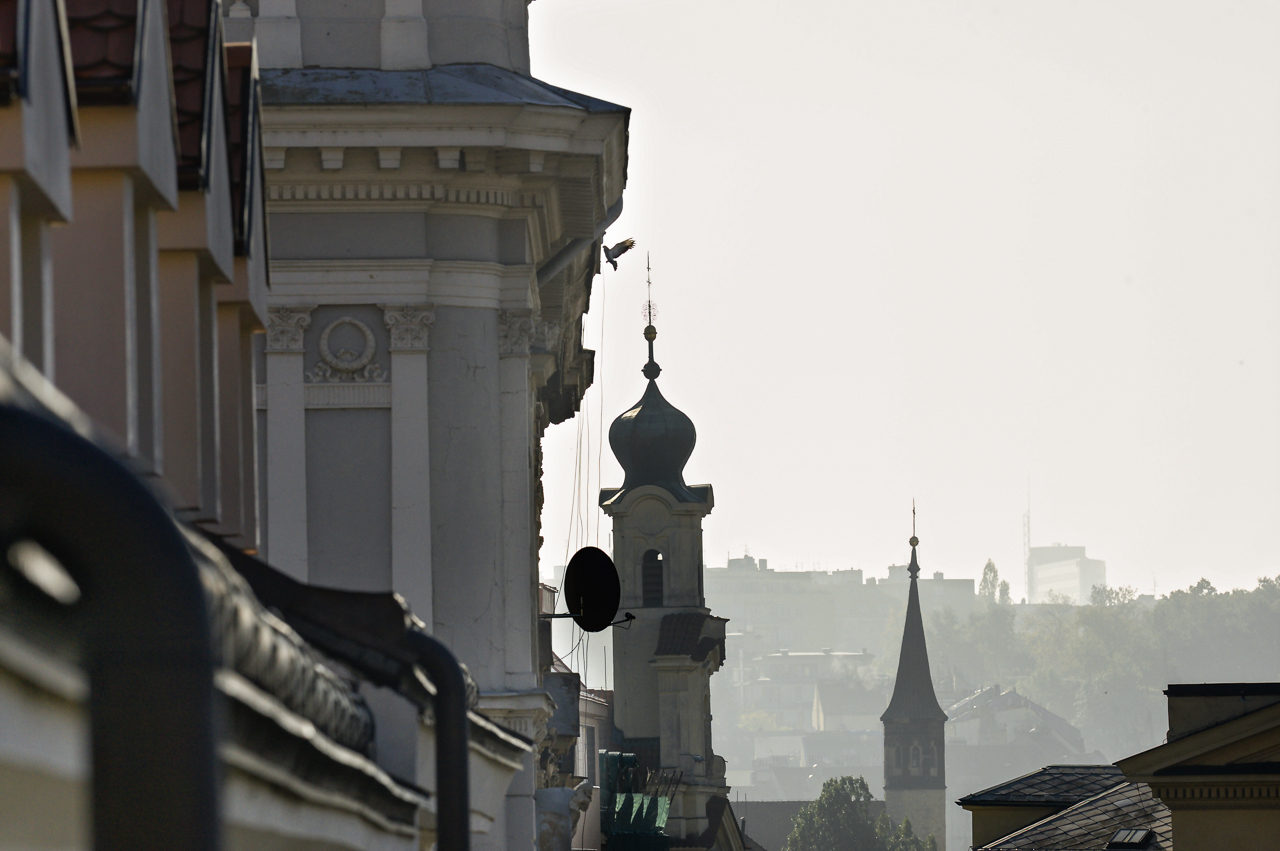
[
  {"xmin": 908, "ymin": 501, "xmax": 920, "ymax": 578},
  {"xmin": 642, "ymin": 253, "xmax": 661, "ymax": 380}
]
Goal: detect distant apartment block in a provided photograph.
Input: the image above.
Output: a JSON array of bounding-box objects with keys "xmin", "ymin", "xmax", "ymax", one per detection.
[{"xmin": 1027, "ymin": 545, "xmax": 1107, "ymax": 604}]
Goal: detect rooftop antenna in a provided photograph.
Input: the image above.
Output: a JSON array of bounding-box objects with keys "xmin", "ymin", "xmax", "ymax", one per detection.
[{"xmin": 1023, "ymin": 482, "xmax": 1031, "ymax": 603}]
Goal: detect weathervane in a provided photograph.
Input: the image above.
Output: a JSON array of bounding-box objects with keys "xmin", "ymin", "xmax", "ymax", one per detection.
[
  {"xmin": 641, "ymin": 253, "xmax": 661, "ymax": 380},
  {"xmin": 641, "ymin": 253, "xmax": 658, "ymax": 325}
]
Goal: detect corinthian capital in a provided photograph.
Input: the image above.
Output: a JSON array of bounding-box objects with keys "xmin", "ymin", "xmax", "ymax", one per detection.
[
  {"xmin": 498, "ymin": 310, "xmax": 534, "ymax": 357},
  {"xmin": 266, "ymin": 306, "xmax": 314, "ymax": 352},
  {"xmin": 381, "ymin": 303, "xmax": 436, "ymax": 351}
]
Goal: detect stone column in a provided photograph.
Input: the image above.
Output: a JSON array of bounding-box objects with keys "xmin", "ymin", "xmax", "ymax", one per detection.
[
  {"xmin": 498, "ymin": 308, "xmax": 537, "ymax": 689},
  {"xmin": 264, "ymin": 305, "xmax": 312, "ymax": 579},
  {"xmin": 383, "ymin": 303, "xmax": 435, "ymax": 622}
]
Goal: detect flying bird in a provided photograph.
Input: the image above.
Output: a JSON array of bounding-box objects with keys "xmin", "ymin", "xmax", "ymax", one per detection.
[{"xmin": 603, "ymin": 238, "xmax": 636, "ymax": 271}]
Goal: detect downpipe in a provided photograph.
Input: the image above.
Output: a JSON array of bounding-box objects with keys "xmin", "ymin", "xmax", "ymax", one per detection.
[
  {"xmin": 0, "ymin": 402, "xmax": 218, "ymax": 851},
  {"xmin": 403, "ymin": 627, "xmax": 471, "ymax": 851},
  {"xmin": 536, "ymin": 197, "xmax": 625, "ymax": 289}
]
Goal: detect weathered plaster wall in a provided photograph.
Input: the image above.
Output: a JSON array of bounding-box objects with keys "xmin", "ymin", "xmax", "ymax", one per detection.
[
  {"xmin": 306, "ymin": 408, "xmax": 393, "ymax": 590},
  {"xmin": 428, "ymin": 304, "xmax": 507, "ymax": 689},
  {"xmin": 271, "ymin": 211, "xmax": 427, "ymax": 259}
]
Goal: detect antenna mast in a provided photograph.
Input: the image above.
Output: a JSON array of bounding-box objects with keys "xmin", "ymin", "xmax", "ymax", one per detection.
[{"xmin": 1023, "ymin": 486, "xmax": 1032, "ymax": 603}]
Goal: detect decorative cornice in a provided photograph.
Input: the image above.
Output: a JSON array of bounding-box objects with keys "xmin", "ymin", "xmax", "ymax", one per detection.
[
  {"xmin": 307, "ymin": 317, "xmax": 386, "ymax": 383},
  {"xmin": 266, "ymin": 306, "xmax": 314, "ymax": 352},
  {"xmin": 381, "ymin": 304, "xmax": 435, "ymax": 352},
  {"xmin": 1152, "ymin": 782, "xmax": 1280, "ymax": 802},
  {"xmin": 498, "ymin": 310, "xmax": 534, "ymax": 357},
  {"xmin": 266, "ymin": 183, "xmax": 535, "ymax": 207}
]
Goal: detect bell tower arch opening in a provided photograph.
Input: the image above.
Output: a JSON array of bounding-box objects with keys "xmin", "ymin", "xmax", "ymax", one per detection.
[{"xmin": 642, "ymin": 549, "xmax": 664, "ymax": 607}]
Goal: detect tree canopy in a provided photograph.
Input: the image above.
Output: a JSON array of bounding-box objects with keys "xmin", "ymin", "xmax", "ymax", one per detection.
[
  {"xmin": 784, "ymin": 776, "xmax": 936, "ymax": 851},
  {"xmin": 922, "ymin": 575, "xmax": 1280, "ymax": 758}
]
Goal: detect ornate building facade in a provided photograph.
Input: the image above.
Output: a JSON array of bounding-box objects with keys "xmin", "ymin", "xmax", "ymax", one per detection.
[{"xmin": 216, "ymin": 3, "xmax": 629, "ymax": 849}]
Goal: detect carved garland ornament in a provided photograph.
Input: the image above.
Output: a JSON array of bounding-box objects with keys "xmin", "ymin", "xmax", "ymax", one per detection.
[
  {"xmin": 307, "ymin": 317, "xmax": 386, "ymax": 383},
  {"xmin": 382, "ymin": 304, "xmax": 436, "ymax": 351}
]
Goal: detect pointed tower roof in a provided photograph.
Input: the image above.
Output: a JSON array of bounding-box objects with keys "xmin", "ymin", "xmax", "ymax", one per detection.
[{"xmin": 881, "ymin": 535, "xmax": 948, "ymax": 724}]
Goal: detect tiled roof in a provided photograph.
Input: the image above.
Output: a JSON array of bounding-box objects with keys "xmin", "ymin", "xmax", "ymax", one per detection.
[
  {"xmin": 654, "ymin": 611, "xmax": 710, "ymax": 657},
  {"xmin": 167, "ymin": 0, "xmax": 219, "ymax": 187},
  {"xmin": 958, "ymin": 765, "xmax": 1126, "ymax": 807},
  {"xmin": 66, "ymin": 0, "xmax": 138, "ymax": 102},
  {"xmin": 978, "ymin": 781, "xmax": 1170, "ymax": 850}
]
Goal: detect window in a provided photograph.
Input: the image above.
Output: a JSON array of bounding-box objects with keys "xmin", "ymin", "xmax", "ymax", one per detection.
[
  {"xmin": 1106, "ymin": 828, "xmax": 1154, "ymax": 850},
  {"xmin": 642, "ymin": 550, "xmax": 664, "ymax": 606},
  {"xmin": 909, "ymin": 745, "xmax": 921, "ymax": 771}
]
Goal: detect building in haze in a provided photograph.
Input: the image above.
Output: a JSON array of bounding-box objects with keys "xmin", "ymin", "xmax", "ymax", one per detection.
[
  {"xmin": 219, "ymin": 2, "xmax": 631, "ymax": 848},
  {"xmin": 882, "ymin": 536, "xmax": 948, "ymax": 850},
  {"xmin": 1027, "ymin": 545, "xmax": 1107, "ymax": 604}
]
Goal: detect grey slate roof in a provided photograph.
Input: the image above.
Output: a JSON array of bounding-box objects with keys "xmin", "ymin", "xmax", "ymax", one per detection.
[
  {"xmin": 957, "ymin": 765, "xmax": 1126, "ymax": 808},
  {"xmin": 881, "ymin": 546, "xmax": 948, "ymax": 723},
  {"xmin": 978, "ymin": 781, "xmax": 1170, "ymax": 850},
  {"xmin": 261, "ymin": 62, "xmax": 628, "ymax": 112},
  {"xmin": 654, "ymin": 611, "xmax": 724, "ymax": 662}
]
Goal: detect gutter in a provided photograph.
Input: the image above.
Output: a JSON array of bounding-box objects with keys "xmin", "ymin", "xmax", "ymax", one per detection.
[
  {"xmin": 0, "ymin": 382, "xmax": 218, "ymax": 849},
  {"xmin": 536, "ymin": 196, "xmax": 624, "ymax": 289},
  {"xmin": 403, "ymin": 626, "xmax": 472, "ymax": 851}
]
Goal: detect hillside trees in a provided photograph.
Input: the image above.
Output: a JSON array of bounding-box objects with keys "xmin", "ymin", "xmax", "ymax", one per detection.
[{"xmin": 923, "ymin": 576, "xmax": 1280, "ymax": 759}]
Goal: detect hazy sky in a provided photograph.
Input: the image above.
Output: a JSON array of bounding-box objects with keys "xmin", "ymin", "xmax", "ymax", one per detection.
[{"xmin": 532, "ymin": 2, "xmax": 1280, "ymax": 603}]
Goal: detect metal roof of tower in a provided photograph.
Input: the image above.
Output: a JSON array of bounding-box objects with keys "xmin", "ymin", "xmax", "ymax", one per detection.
[{"xmin": 880, "ymin": 537, "xmax": 948, "ymax": 724}]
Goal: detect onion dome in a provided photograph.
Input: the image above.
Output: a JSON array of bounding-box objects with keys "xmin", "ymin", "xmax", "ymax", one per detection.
[{"xmin": 608, "ymin": 324, "xmax": 702, "ymax": 503}]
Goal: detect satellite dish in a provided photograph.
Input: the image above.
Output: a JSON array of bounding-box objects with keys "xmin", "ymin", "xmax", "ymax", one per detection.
[{"xmin": 563, "ymin": 546, "xmax": 621, "ymax": 633}]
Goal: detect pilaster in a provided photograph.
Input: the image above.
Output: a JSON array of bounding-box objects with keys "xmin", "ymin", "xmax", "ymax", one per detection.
[
  {"xmin": 380, "ymin": 0, "xmax": 429, "ymax": 70},
  {"xmin": 256, "ymin": 0, "xmax": 303, "ymax": 68},
  {"xmin": 50, "ymin": 172, "xmax": 137, "ymax": 453},
  {"xmin": 383, "ymin": 303, "xmax": 435, "ymax": 621},
  {"xmin": 499, "ymin": 308, "xmax": 537, "ymax": 689},
  {"xmin": 264, "ymin": 305, "xmax": 312, "ymax": 578},
  {"xmin": 477, "ymin": 690, "xmax": 555, "ymax": 851}
]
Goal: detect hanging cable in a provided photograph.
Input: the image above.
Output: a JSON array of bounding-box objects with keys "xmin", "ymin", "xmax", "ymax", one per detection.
[{"xmin": 595, "ymin": 275, "xmax": 607, "ymax": 548}]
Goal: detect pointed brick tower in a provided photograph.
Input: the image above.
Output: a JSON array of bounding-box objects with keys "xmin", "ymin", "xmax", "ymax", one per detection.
[{"xmin": 882, "ymin": 534, "xmax": 948, "ymax": 850}]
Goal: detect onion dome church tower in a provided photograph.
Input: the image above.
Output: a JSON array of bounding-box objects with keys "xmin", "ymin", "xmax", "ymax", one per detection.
[
  {"xmin": 881, "ymin": 534, "xmax": 948, "ymax": 851},
  {"xmin": 600, "ymin": 320, "xmax": 735, "ymax": 847}
]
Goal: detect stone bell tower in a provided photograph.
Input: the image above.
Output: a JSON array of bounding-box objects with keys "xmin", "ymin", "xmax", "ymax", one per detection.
[
  {"xmin": 882, "ymin": 533, "xmax": 948, "ymax": 850},
  {"xmin": 599, "ymin": 320, "xmax": 730, "ymax": 844}
]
